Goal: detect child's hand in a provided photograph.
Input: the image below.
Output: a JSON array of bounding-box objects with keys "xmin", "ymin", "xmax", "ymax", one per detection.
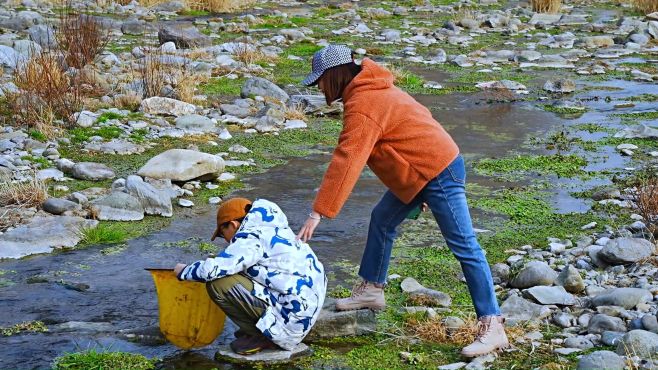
[
  {"xmin": 421, "ymin": 202, "xmax": 429, "ymax": 212},
  {"xmin": 174, "ymin": 263, "xmax": 186, "ymax": 276}
]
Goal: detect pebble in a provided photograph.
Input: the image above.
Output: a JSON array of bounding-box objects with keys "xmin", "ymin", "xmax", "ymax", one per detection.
[{"xmin": 178, "ymin": 199, "xmax": 194, "ymax": 207}]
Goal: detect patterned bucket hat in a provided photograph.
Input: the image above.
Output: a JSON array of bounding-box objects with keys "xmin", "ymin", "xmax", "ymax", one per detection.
[{"xmin": 302, "ymin": 44, "xmax": 353, "ymax": 86}]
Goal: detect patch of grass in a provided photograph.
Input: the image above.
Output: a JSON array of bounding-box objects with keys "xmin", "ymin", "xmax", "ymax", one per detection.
[
  {"xmin": 199, "ymin": 77, "xmax": 245, "ymax": 97},
  {"xmin": 178, "ymin": 9, "xmax": 210, "ymax": 16},
  {"xmin": 286, "ymin": 41, "xmax": 322, "ymax": 57},
  {"xmin": 625, "ymin": 94, "xmax": 658, "ymax": 102},
  {"xmin": 327, "ymin": 284, "xmax": 352, "ymax": 298},
  {"xmin": 572, "ymin": 123, "xmax": 615, "ymax": 134},
  {"xmin": 542, "ymin": 104, "xmax": 587, "ymax": 115},
  {"xmin": 1, "ymin": 321, "xmax": 48, "ymax": 336},
  {"xmin": 28, "ymin": 129, "xmax": 48, "ymax": 142},
  {"xmin": 21, "ymin": 155, "xmax": 50, "ymax": 168},
  {"xmin": 96, "ymin": 111, "xmax": 123, "ymax": 124},
  {"xmin": 129, "ymin": 128, "xmax": 149, "ymax": 143},
  {"xmin": 473, "ymin": 189, "xmax": 554, "ymax": 224},
  {"xmin": 78, "ymin": 217, "xmax": 171, "ymax": 247},
  {"xmin": 271, "ymin": 56, "xmax": 309, "ymax": 86},
  {"xmin": 612, "ymin": 111, "xmax": 658, "ymax": 123},
  {"xmin": 52, "ymin": 350, "xmax": 155, "ymax": 370},
  {"xmin": 474, "ymin": 154, "xmax": 588, "ymax": 178}
]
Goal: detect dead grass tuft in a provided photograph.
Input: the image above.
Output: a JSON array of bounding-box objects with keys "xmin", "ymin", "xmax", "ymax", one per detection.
[
  {"xmin": 138, "ymin": 0, "xmax": 254, "ymax": 12},
  {"xmin": 531, "ymin": 0, "xmax": 561, "ymax": 13},
  {"xmin": 114, "ymin": 92, "xmax": 143, "ymax": 111},
  {"xmin": 482, "ymin": 87, "xmax": 519, "ymax": 103},
  {"xmin": 0, "ymin": 174, "xmax": 48, "ymax": 208},
  {"xmin": 6, "ymin": 51, "xmax": 83, "ymax": 132},
  {"xmin": 406, "ymin": 316, "xmax": 525, "ymax": 346},
  {"xmin": 631, "ymin": 175, "xmax": 658, "ymax": 236},
  {"xmin": 232, "ymin": 44, "xmax": 276, "ymax": 66},
  {"xmin": 630, "ymin": 0, "xmax": 658, "ymax": 14},
  {"xmin": 283, "ymin": 102, "xmax": 308, "ymax": 121},
  {"xmin": 56, "ymin": 8, "xmax": 111, "ymax": 69}
]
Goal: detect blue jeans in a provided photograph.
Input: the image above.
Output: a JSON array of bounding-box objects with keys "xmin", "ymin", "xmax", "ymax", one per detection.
[{"xmin": 358, "ymin": 155, "xmax": 500, "ymax": 318}]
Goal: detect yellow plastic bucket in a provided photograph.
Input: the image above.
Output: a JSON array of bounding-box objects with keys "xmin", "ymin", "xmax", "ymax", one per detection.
[{"xmin": 147, "ymin": 268, "xmax": 226, "ymax": 349}]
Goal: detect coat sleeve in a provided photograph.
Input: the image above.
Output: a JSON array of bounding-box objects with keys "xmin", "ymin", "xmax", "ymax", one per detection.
[
  {"xmin": 178, "ymin": 231, "xmax": 263, "ymax": 282},
  {"xmin": 312, "ymin": 113, "xmax": 382, "ymax": 218}
]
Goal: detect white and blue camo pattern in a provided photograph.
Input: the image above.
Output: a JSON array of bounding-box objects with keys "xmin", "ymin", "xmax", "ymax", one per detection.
[{"xmin": 178, "ymin": 199, "xmax": 327, "ymax": 351}]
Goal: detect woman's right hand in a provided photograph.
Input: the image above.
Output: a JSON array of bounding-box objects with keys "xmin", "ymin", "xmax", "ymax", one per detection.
[{"xmin": 297, "ymin": 212, "xmax": 322, "ymax": 242}]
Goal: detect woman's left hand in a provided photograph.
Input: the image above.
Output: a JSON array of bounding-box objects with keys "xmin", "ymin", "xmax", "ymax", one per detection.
[
  {"xmin": 174, "ymin": 263, "xmax": 186, "ymax": 276},
  {"xmin": 297, "ymin": 213, "xmax": 321, "ymax": 242}
]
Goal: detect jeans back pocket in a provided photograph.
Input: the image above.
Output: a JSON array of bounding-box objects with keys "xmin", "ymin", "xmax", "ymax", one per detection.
[{"xmin": 447, "ymin": 155, "xmax": 466, "ymax": 184}]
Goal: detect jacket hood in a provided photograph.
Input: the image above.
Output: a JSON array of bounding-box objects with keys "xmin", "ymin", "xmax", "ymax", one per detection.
[
  {"xmin": 342, "ymin": 58, "xmax": 394, "ymax": 102},
  {"xmin": 240, "ymin": 198, "xmax": 289, "ymax": 232}
]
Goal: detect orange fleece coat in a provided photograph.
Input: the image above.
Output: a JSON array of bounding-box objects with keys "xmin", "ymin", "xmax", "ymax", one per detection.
[{"xmin": 313, "ymin": 58, "xmax": 460, "ymax": 218}]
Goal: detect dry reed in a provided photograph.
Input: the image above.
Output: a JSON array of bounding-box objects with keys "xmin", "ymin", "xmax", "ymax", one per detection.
[
  {"xmin": 406, "ymin": 315, "xmax": 525, "ymax": 346},
  {"xmin": 232, "ymin": 44, "xmax": 276, "ymax": 66},
  {"xmin": 0, "ymin": 175, "xmax": 48, "ymax": 208},
  {"xmin": 137, "ymin": 47, "xmax": 208, "ymax": 103},
  {"xmin": 56, "ymin": 8, "xmax": 111, "ymax": 69},
  {"xmin": 531, "ymin": 0, "xmax": 561, "ymax": 13},
  {"xmin": 631, "ymin": 0, "xmax": 658, "ymax": 14},
  {"xmin": 283, "ymin": 102, "xmax": 308, "ymax": 121},
  {"xmin": 631, "ymin": 176, "xmax": 658, "ymax": 235}
]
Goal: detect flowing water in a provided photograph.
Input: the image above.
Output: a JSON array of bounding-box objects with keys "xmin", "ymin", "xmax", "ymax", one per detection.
[{"xmin": 0, "ymin": 80, "xmax": 648, "ymax": 368}]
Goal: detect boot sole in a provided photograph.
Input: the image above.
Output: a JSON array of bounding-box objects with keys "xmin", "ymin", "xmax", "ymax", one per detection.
[{"xmin": 461, "ymin": 343, "xmax": 510, "ymax": 358}]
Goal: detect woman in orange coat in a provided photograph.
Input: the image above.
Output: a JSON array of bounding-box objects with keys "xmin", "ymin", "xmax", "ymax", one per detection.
[{"xmin": 296, "ymin": 45, "xmax": 508, "ymax": 357}]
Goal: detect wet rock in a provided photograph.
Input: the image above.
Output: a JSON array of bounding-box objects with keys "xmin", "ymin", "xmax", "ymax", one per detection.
[
  {"xmin": 140, "ymin": 97, "xmax": 196, "ymax": 117},
  {"xmin": 401, "ymin": 277, "xmax": 451, "ymax": 307},
  {"xmin": 158, "ymin": 23, "xmax": 211, "ymax": 48},
  {"xmin": 556, "ymin": 265, "xmax": 585, "ymax": 293},
  {"xmin": 491, "ymin": 263, "xmax": 510, "ymax": 284},
  {"xmin": 117, "ymin": 326, "xmax": 167, "ymax": 346},
  {"xmin": 71, "ymin": 162, "xmax": 115, "ymax": 181},
  {"xmin": 599, "ymin": 238, "xmax": 655, "ymax": 264},
  {"xmin": 577, "ymin": 350, "xmax": 625, "ymax": 370},
  {"xmin": 591, "ymin": 288, "xmax": 653, "ymax": 309},
  {"xmin": 642, "ymin": 315, "xmax": 658, "ymax": 333},
  {"xmin": 175, "ymin": 114, "xmax": 217, "ymax": 133},
  {"xmin": 37, "ymin": 168, "xmax": 65, "ymax": 181},
  {"xmin": 614, "ymin": 124, "xmax": 658, "ymax": 139},
  {"xmin": 509, "ymin": 261, "xmax": 557, "ymax": 289},
  {"xmin": 616, "ymin": 330, "xmax": 658, "ymax": 357},
  {"xmin": 306, "ymin": 298, "xmax": 376, "ymax": 341},
  {"xmin": 92, "ymin": 192, "xmax": 144, "ymax": 221},
  {"xmin": 500, "ymin": 295, "xmax": 551, "ymax": 325},
  {"xmin": 523, "ymin": 286, "xmax": 576, "ymax": 305},
  {"xmin": 564, "ymin": 336, "xmax": 594, "ymax": 349},
  {"xmin": 588, "ymin": 314, "xmax": 627, "ymax": 334},
  {"xmin": 241, "ymin": 77, "xmax": 289, "ymax": 103},
  {"xmin": 125, "ymin": 175, "xmax": 173, "ymax": 217},
  {"xmin": 51, "ymin": 321, "xmax": 114, "ymax": 333},
  {"xmin": 475, "ymin": 80, "xmax": 527, "ymax": 91},
  {"xmin": 138, "ymin": 149, "xmax": 224, "ymax": 182},
  {"xmin": 601, "ymin": 331, "xmax": 625, "ymax": 346},
  {"xmin": 178, "ymin": 199, "xmax": 194, "ymax": 207},
  {"xmin": 581, "ymin": 36, "xmax": 615, "ymax": 48},
  {"xmin": 216, "ymin": 343, "xmax": 310, "ymax": 363},
  {"xmin": 0, "ymin": 216, "xmax": 98, "ymax": 259},
  {"xmin": 543, "ymin": 79, "xmax": 576, "ymax": 93},
  {"xmin": 42, "ymin": 198, "xmax": 81, "ymax": 215},
  {"xmin": 553, "ymin": 312, "xmax": 575, "ymax": 328}
]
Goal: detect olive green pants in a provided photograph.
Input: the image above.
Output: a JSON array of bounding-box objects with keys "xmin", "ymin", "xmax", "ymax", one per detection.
[{"xmin": 206, "ymin": 274, "xmax": 267, "ymax": 336}]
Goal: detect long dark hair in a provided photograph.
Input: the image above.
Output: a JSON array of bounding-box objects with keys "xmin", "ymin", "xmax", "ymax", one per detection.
[{"xmin": 319, "ymin": 61, "xmax": 362, "ymax": 105}]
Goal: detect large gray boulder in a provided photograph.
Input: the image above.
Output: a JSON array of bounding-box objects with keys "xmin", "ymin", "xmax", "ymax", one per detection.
[
  {"xmin": 137, "ymin": 149, "xmax": 224, "ymax": 182},
  {"xmin": 28, "ymin": 24, "xmax": 57, "ymax": 48},
  {"xmin": 125, "ymin": 175, "xmax": 173, "ymax": 217},
  {"xmin": 555, "ymin": 265, "xmax": 585, "ymax": 293},
  {"xmin": 0, "ymin": 10, "xmax": 43, "ymax": 31},
  {"xmin": 174, "ymin": 114, "xmax": 217, "ymax": 133},
  {"xmin": 42, "ymin": 198, "xmax": 82, "ymax": 215},
  {"xmin": 140, "ymin": 97, "xmax": 196, "ymax": 117},
  {"xmin": 500, "ymin": 295, "xmax": 551, "ymax": 325},
  {"xmin": 588, "ymin": 314, "xmax": 627, "ymax": 334},
  {"xmin": 599, "ymin": 238, "xmax": 655, "ymax": 264},
  {"xmin": 0, "ymin": 45, "xmax": 22, "ymax": 69},
  {"xmin": 241, "ymin": 78, "xmax": 289, "ymax": 103},
  {"xmin": 577, "ymin": 350, "xmax": 625, "ymax": 370},
  {"xmin": 0, "ymin": 216, "xmax": 98, "ymax": 259},
  {"xmin": 523, "ymin": 286, "xmax": 576, "ymax": 305},
  {"xmin": 158, "ymin": 23, "xmax": 211, "ymax": 48},
  {"xmin": 509, "ymin": 261, "xmax": 557, "ymax": 289},
  {"xmin": 591, "ymin": 288, "xmax": 653, "ymax": 309},
  {"xmin": 616, "ymin": 330, "xmax": 658, "ymax": 358},
  {"xmin": 71, "ymin": 162, "xmax": 116, "ymax": 181},
  {"xmin": 91, "ymin": 192, "xmax": 144, "ymax": 221},
  {"xmin": 306, "ymin": 298, "xmax": 376, "ymax": 341}
]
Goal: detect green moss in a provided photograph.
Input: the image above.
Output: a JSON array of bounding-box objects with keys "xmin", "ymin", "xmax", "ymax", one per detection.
[
  {"xmin": 474, "ymin": 154, "xmax": 588, "ymax": 178},
  {"xmin": 1, "ymin": 321, "xmax": 48, "ymax": 336},
  {"xmin": 472, "ymin": 189, "xmax": 554, "ymax": 224},
  {"xmin": 178, "ymin": 9, "xmax": 209, "ymax": 16},
  {"xmin": 572, "ymin": 123, "xmax": 615, "ymax": 134},
  {"xmin": 97, "ymin": 126, "xmax": 123, "ymax": 140},
  {"xmin": 52, "ymin": 350, "xmax": 155, "ymax": 370},
  {"xmin": 28, "ymin": 129, "xmax": 48, "ymax": 142},
  {"xmin": 129, "ymin": 128, "xmax": 149, "ymax": 143},
  {"xmin": 21, "ymin": 155, "xmax": 50, "ymax": 168},
  {"xmin": 96, "ymin": 111, "xmax": 123, "ymax": 124},
  {"xmin": 542, "ymin": 104, "xmax": 587, "ymax": 115},
  {"xmin": 100, "ymin": 244, "xmax": 128, "ymax": 256},
  {"xmin": 612, "ymin": 111, "xmax": 658, "ymax": 123},
  {"xmin": 625, "ymin": 94, "xmax": 658, "ymax": 102},
  {"xmin": 78, "ymin": 217, "xmax": 171, "ymax": 248},
  {"xmin": 285, "ymin": 41, "xmax": 323, "ymax": 57},
  {"xmin": 199, "ymin": 77, "xmax": 245, "ymax": 97}
]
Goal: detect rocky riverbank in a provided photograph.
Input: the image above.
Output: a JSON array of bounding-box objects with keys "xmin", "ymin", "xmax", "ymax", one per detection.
[{"xmin": 2, "ymin": 0, "xmax": 658, "ymax": 368}]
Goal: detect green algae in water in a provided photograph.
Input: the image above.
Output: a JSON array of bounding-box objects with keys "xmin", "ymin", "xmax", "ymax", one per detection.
[
  {"xmin": 53, "ymin": 350, "xmax": 155, "ymax": 370},
  {"xmin": 474, "ymin": 154, "xmax": 587, "ymax": 178},
  {"xmin": 1, "ymin": 321, "xmax": 48, "ymax": 336}
]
